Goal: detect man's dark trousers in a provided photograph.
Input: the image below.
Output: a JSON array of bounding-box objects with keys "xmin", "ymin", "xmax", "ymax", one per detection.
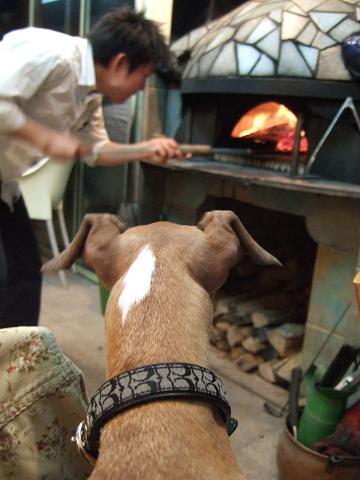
[{"xmin": 0, "ymin": 195, "xmax": 42, "ymax": 327}]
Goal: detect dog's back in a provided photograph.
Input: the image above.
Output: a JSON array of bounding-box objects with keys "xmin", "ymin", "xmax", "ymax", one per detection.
[{"xmin": 43, "ymin": 211, "xmax": 280, "ymax": 479}]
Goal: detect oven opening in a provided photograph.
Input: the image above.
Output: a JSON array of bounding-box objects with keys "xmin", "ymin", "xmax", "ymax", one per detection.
[{"xmin": 231, "ymin": 102, "xmax": 308, "ymax": 155}]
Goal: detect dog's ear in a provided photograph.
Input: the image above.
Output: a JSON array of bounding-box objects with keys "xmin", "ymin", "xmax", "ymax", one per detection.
[
  {"xmin": 42, "ymin": 214, "xmax": 126, "ymax": 273},
  {"xmin": 198, "ymin": 210, "xmax": 282, "ymax": 267}
]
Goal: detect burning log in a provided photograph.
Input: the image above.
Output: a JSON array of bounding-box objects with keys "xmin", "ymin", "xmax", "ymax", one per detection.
[{"xmin": 231, "ymin": 101, "xmax": 308, "ymax": 153}]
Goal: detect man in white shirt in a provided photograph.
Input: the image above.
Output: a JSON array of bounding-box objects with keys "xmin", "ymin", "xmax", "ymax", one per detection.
[{"xmin": 0, "ymin": 7, "xmax": 184, "ymax": 328}]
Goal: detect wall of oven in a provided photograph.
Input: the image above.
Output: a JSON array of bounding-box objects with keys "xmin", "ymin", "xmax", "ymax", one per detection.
[{"xmin": 139, "ymin": 155, "xmax": 360, "ymax": 372}]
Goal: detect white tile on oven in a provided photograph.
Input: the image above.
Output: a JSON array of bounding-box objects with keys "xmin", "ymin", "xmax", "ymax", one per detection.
[
  {"xmin": 236, "ymin": 44, "xmax": 261, "ymax": 75},
  {"xmin": 257, "ymin": 28, "xmax": 281, "ymax": 60}
]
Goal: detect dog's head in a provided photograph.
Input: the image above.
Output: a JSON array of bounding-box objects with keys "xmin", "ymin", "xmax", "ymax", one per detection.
[{"xmin": 42, "ymin": 210, "xmax": 281, "ymax": 295}]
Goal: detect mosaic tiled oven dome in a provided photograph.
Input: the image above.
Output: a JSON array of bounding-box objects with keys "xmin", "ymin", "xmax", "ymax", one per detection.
[{"xmin": 171, "ymin": 0, "xmax": 360, "ymax": 81}]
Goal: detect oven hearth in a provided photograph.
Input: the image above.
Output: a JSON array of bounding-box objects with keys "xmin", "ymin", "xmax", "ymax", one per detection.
[{"xmin": 212, "ymin": 150, "xmax": 301, "ymax": 175}]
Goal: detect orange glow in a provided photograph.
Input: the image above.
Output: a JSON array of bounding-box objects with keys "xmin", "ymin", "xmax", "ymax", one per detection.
[{"xmin": 231, "ymin": 102, "xmax": 308, "ymax": 153}]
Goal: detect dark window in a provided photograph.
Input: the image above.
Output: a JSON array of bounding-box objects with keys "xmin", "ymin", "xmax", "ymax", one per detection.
[
  {"xmin": 90, "ymin": 0, "xmax": 134, "ymax": 27},
  {"xmin": 34, "ymin": 0, "xmax": 80, "ymax": 35},
  {"xmin": 0, "ymin": 0, "xmax": 28, "ymax": 39}
]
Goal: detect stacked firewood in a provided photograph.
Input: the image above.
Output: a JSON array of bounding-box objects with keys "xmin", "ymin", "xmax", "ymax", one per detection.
[
  {"xmin": 208, "ymin": 208, "xmax": 316, "ymax": 388},
  {"xmin": 210, "ymin": 293, "xmax": 305, "ymax": 388}
]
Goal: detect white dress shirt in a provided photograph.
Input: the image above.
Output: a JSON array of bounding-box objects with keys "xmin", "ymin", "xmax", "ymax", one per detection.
[{"xmin": 0, "ymin": 27, "xmax": 110, "ymax": 205}]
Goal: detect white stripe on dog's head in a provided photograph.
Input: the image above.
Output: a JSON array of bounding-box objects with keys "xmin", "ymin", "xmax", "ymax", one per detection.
[{"xmin": 118, "ymin": 245, "xmax": 156, "ymax": 325}]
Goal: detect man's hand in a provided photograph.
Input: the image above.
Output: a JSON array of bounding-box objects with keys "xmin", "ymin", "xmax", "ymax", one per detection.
[
  {"xmin": 139, "ymin": 137, "xmax": 190, "ymax": 165},
  {"xmin": 38, "ymin": 129, "xmax": 89, "ymax": 161},
  {"xmin": 11, "ymin": 118, "xmax": 88, "ymax": 161},
  {"xmin": 94, "ymin": 136, "xmax": 193, "ymax": 167}
]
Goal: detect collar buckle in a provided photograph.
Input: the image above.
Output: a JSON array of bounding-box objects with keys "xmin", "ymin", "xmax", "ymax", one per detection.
[{"xmin": 71, "ymin": 421, "xmax": 96, "ymax": 465}]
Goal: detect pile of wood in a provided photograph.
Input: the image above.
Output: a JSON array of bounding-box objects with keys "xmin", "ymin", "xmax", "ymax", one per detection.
[
  {"xmin": 208, "ymin": 208, "xmax": 317, "ymax": 389},
  {"xmin": 210, "ymin": 294, "xmax": 305, "ymax": 388}
]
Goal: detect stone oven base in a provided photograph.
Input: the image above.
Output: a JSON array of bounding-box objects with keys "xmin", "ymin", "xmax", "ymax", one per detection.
[{"xmin": 139, "ymin": 162, "xmax": 360, "ymax": 374}]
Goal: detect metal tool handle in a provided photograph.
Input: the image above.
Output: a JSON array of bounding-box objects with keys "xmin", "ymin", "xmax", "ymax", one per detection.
[
  {"xmin": 88, "ymin": 144, "xmax": 212, "ymax": 158},
  {"xmin": 289, "ymin": 368, "xmax": 302, "ymax": 439},
  {"xmin": 178, "ymin": 144, "xmax": 212, "ymax": 155},
  {"xmin": 319, "ymin": 345, "xmax": 359, "ymax": 388},
  {"xmin": 341, "ymin": 373, "xmax": 360, "ymax": 395}
]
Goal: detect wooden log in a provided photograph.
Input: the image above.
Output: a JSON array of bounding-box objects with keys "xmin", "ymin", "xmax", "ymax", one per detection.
[
  {"xmin": 210, "ymin": 349, "xmax": 289, "ymax": 407},
  {"xmin": 214, "ymin": 293, "xmax": 252, "ymax": 316},
  {"xmin": 275, "ymin": 352, "xmax": 303, "ymax": 387},
  {"xmin": 260, "ymin": 344, "xmax": 279, "ymax": 362},
  {"xmin": 232, "ymin": 293, "xmax": 301, "ymax": 319},
  {"xmin": 209, "ymin": 328, "xmax": 226, "ymax": 346},
  {"xmin": 214, "ymin": 311, "xmax": 252, "ymax": 327},
  {"xmin": 242, "ymin": 335, "xmax": 266, "ymax": 354},
  {"xmin": 267, "ymin": 323, "xmax": 304, "ymax": 357},
  {"xmin": 214, "ymin": 338, "xmax": 230, "ymax": 352},
  {"xmin": 214, "ymin": 311, "xmax": 251, "ymax": 329},
  {"xmin": 254, "ymin": 327, "xmax": 269, "ymax": 343},
  {"xmin": 229, "ymin": 346, "xmax": 246, "ymax": 361},
  {"xmin": 213, "ymin": 300, "xmax": 230, "ymax": 317},
  {"xmin": 258, "ymin": 360, "xmax": 278, "ymax": 384},
  {"xmin": 236, "ymin": 352, "xmax": 264, "ymax": 372},
  {"xmin": 233, "ymin": 299, "xmax": 265, "ymax": 317},
  {"xmin": 251, "ymin": 309, "xmax": 289, "ymax": 328},
  {"xmin": 214, "ymin": 318, "xmax": 233, "ymax": 332},
  {"xmin": 232, "ymin": 314, "xmax": 254, "ymax": 327},
  {"xmin": 258, "ymin": 357, "xmax": 288, "ymax": 384},
  {"xmin": 227, "ymin": 325, "xmax": 252, "ymax": 347}
]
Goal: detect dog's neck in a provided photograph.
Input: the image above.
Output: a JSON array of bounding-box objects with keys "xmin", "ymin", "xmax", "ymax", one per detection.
[
  {"xmin": 105, "ymin": 257, "xmax": 213, "ymax": 378},
  {"xmin": 87, "ymin": 229, "xmax": 245, "ymax": 479}
]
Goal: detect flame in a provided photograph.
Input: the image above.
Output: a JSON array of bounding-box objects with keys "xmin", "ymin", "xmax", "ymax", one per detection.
[
  {"xmin": 276, "ymin": 131, "xmax": 308, "ymax": 153},
  {"xmin": 231, "ymin": 102, "xmax": 308, "ymax": 153}
]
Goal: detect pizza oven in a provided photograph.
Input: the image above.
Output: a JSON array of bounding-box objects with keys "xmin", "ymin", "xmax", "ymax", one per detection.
[{"xmin": 171, "ymin": 0, "xmax": 360, "ymax": 185}]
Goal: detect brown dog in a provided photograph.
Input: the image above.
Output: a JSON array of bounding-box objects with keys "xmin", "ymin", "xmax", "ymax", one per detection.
[{"xmin": 43, "ymin": 210, "xmax": 281, "ymax": 480}]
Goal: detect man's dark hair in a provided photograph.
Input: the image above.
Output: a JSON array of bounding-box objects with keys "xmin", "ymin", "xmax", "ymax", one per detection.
[{"xmin": 88, "ymin": 7, "xmax": 171, "ymax": 72}]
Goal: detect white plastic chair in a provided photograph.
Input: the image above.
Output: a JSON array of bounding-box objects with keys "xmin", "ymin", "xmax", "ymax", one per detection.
[{"xmin": 18, "ymin": 158, "xmax": 74, "ymax": 287}]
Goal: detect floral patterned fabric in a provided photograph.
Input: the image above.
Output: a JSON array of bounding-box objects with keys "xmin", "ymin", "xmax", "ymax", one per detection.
[{"xmin": 0, "ymin": 327, "xmax": 93, "ymax": 479}]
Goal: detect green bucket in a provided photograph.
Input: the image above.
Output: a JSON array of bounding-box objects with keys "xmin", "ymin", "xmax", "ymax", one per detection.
[
  {"xmin": 98, "ymin": 282, "xmax": 110, "ymax": 315},
  {"xmin": 298, "ymin": 366, "xmax": 347, "ymax": 449}
]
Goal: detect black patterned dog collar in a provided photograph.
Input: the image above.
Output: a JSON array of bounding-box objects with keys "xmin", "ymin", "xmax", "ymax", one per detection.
[{"xmin": 73, "ymin": 362, "xmax": 238, "ymax": 462}]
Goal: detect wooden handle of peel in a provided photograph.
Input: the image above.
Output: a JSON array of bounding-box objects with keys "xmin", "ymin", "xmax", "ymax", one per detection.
[
  {"xmin": 80, "ymin": 144, "xmax": 213, "ymax": 160},
  {"xmin": 178, "ymin": 144, "xmax": 212, "ymax": 155}
]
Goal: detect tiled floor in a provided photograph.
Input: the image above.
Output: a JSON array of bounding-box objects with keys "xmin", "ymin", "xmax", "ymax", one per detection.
[{"xmin": 39, "ymin": 271, "xmax": 284, "ymax": 479}]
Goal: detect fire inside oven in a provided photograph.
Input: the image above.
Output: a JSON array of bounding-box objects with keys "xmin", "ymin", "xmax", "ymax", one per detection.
[
  {"xmin": 177, "ymin": 90, "xmax": 360, "ymax": 184},
  {"xmin": 231, "ymin": 102, "xmax": 308, "ymax": 155}
]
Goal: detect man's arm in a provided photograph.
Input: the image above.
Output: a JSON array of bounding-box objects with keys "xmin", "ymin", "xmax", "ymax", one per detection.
[
  {"xmin": 11, "ymin": 117, "xmax": 88, "ymax": 160},
  {"xmin": 78, "ymin": 98, "xmax": 185, "ymax": 166},
  {"xmin": 0, "ymin": 33, "xmax": 89, "ymax": 161},
  {"xmin": 95, "ymin": 137, "xmax": 183, "ymax": 166}
]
